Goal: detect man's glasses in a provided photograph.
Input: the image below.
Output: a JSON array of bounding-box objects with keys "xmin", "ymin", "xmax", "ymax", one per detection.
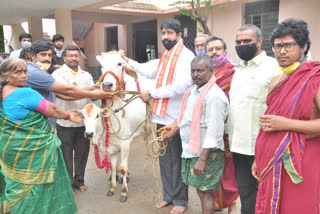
[{"xmin": 272, "ymin": 42, "xmax": 297, "ymax": 52}]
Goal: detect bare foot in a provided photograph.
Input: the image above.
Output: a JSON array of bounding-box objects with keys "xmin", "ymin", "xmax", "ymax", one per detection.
[
  {"xmin": 228, "ymin": 202, "xmax": 237, "ymax": 214},
  {"xmin": 170, "ymin": 206, "xmax": 187, "ymax": 214},
  {"xmin": 155, "ymin": 201, "xmax": 170, "ymax": 208},
  {"xmin": 79, "ymin": 185, "xmax": 88, "ymax": 192}
]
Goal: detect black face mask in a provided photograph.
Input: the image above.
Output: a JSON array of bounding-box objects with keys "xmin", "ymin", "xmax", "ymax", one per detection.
[
  {"xmin": 235, "ymin": 43, "xmax": 258, "ymax": 61},
  {"xmin": 162, "ymin": 39, "xmax": 177, "ymax": 50}
]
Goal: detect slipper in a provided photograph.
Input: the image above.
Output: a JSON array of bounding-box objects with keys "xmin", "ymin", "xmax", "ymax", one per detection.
[
  {"xmin": 155, "ymin": 201, "xmax": 171, "ymax": 208},
  {"xmin": 170, "ymin": 205, "xmax": 187, "ymax": 214}
]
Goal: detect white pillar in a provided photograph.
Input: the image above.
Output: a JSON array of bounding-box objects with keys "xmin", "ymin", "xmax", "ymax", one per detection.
[{"xmin": 54, "ymin": 8, "xmax": 73, "ymax": 46}]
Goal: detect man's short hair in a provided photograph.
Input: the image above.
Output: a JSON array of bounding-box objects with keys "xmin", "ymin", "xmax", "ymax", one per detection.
[
  {"xmin": 160, "ymin": 19, "xmax": 182, "ymax": 34},
  {"xmin": 62, "ymin": 45, "xmax": 81, "ymax": 57},
  {"xmin": 195, "ymin": 34, "xmax": 209, "ymax": 42},
  {"xmin": 271, "ymin": 18, "xmax": 310, "ymax": 56},
  {"xmin": 18, "ymin": 33, "xmax": 32, "ymax": 42},
  {"xmin": 237, "ymin": 24, "xmax": 261, "ymax": 39},
  {"xmin": 30, "ymin": 40, "xmax": 53, "ymax": 56},
  {"xmin": 52, "ymin": 34, "xmax": 64, "ymax": 43},
  {"xmin": 191, "ymin": 55, "xmax": 213, "ymax": 71},
  {"xmin": 205, "ymin": 36, "xmax": 227, "ymax": 50}
]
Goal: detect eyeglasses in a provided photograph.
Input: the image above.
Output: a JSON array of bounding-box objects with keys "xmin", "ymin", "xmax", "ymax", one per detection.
[
  {"xmin": 65, "ymin": 54, "xmax": 80, "ymax": 58},
  {"xmin": 272, "ymin": 42, "xmax": 297, "ymax": 52}
]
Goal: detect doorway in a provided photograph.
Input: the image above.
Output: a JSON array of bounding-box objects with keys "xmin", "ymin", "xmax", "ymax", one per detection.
[{"xmin": 132, "ymin": 20, "xmax": 158, "ymax": 63}]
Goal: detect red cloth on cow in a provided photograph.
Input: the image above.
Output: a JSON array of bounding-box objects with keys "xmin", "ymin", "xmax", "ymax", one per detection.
[
  {"xmin": 212, "ymin": 61, "xmax": 239, "ymax": 209},
  {"xmin": 255, "ymin": 61, "xmax": 320, "ymax": 214}
]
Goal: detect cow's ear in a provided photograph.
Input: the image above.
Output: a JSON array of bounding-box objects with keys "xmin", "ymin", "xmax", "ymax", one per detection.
[
  {"xmin": 101, "ymin": 108, "xmax": 112, "ymax": 117},
  {"xmin": 123, "ymin": 64, "xmax": 138, "ymax": 79}
]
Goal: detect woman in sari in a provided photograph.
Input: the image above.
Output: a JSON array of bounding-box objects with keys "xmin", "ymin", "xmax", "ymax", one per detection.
[{"xmin": 0, "ymin": 58, "xmax": 79, "ymax": 213}]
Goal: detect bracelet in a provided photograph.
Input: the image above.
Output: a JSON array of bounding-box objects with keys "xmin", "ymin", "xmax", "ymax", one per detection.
[{"xmin": 64, "ymin": 112, "xmax": 71, "ymax": 120}]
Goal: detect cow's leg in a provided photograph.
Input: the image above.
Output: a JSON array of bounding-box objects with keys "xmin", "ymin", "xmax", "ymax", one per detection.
[
  {"xmin": 106, "ymin": 145, "xmax": 120, "ymax": 197},
  {"xmin": 119, "ymin": 142, "xmax": 130, "ymax": 203}
]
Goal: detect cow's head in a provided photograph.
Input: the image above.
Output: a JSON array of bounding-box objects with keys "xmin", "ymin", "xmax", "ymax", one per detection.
[
  {"xmin": 76, "ymin": 103, "xmax": 110, "ymax": 143},
  {"xmin": 96, "ymin": 51, "xmax": 137, "ymax": 92}
]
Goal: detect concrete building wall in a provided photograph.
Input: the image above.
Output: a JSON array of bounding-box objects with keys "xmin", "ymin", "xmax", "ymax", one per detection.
[
  {"xmin": 279, "ymin": 0, "xmax": 320, "ymax": 61},
  {"xmin": 206, "ymin": 1, "xmax": 245, "ymax": 62}
]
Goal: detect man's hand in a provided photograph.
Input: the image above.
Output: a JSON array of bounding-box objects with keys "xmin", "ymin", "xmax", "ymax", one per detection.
[
  {"xmin": 259, "ymin": 115, "xmax": 289, "ymax": 132},
  {"xmin": 91, "ymin": 90, "xmax": 114, "ymax": 100},
  {"xmin": 158, "ymin": 121, "xmax": 178, "ymax": 134},
  {"xmin": 140, "ymin": 90, "xmax": 151, "ymax": 103},
  {"xmin": 251, "ymin": 160, "xmax": 258, "ymax": 180},
  {"xmin": 162, "ymin": 133, "xmax": 174, "ymax": 142},
  {"xmin": 121, "ymin": 55, "xmax": 129, "ymax": 63},
  {"xmin": 193, "ymin": 159, "xmax": 206, "ymax": 175}
]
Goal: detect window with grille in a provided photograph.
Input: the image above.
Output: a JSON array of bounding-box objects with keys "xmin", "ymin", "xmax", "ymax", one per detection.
[
  {"xmin": 106, "ymin": 26, "xmax": 118, "ymax": 51},
  {"xmin": 146, "ymin": 44, "xmax": 156, "ymax": 61},
  {"xmin": 252, "ymin": 15, "xmax": 262, "ymax": 29}
]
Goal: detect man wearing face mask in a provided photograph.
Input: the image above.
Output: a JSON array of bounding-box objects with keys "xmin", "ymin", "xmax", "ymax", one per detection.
[
  {"xmin": 195, "ymin": 34, "xmax": 208, "ymax": 56},
  {"xmin": 205, "ymin": 36, "xmax": 239, "ymax": 214},
  {"xmin": 227, "ymin": 25, "xmax": 280, "ymax": 214},
  {"xmin": 122, "ymin": 18, "xmax": 194, "ymax": 214},
  {"xmin": 253, "ymin": 18, "xmax": 320, "ymax": 214},
  {"xmin": 27, "ymin": 40, "xmax": 113, "ymax": 127},
  {"xmin": 9, "ymin": 33, "xmax": 32, "ymax": 59}
]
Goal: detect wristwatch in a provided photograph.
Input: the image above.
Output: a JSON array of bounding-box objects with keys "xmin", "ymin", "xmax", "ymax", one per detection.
[{"xmin": 148, "ymin": 92, "xmax": 152, "ymax": 99}]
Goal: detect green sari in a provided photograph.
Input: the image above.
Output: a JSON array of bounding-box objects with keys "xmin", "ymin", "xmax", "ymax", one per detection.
[{"xmin": 0, "ymin": 109, "xmax": 77, "ymax": 214}]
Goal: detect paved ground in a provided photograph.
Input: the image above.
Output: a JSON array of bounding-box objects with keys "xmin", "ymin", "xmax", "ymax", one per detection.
[{"xmin": 75, "ymin": 137, "xmax": 240, "ymax": 214}]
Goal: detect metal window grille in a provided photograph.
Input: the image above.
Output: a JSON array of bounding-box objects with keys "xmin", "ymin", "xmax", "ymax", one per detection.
[
  {"xmin": 176, "ymin": 15, "xmax": 197, "ymax": 53},
  {"xmin": 252, "ymin": 15, "xmax": 262, "ymax": 29},
  {"xmin": 106, "ymin": 26, "xmax": 119, "ymax": 51}
]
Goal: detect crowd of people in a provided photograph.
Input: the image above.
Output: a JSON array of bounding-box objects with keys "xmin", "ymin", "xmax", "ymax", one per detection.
[{"xmin": 0, "ymin": 16, "xmax": 319, "ymax": 214}]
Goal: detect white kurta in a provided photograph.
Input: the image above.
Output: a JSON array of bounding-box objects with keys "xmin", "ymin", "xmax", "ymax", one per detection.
[
  {"xmin": 52, "ymin": 64, "xmax": 94, "ymax": 127},
  {"xmin": 128, "ymin": 45, "xmax": 195, "ymax": 125},
  {"xmin": 228, "ymin": 51, "xmax": 280, "ymax": 156}
]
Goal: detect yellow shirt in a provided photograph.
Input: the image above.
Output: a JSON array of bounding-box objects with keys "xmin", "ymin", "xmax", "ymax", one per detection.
[{"xmin": 227, "ymin": 51, "xmax": 280, "ymax": 156}]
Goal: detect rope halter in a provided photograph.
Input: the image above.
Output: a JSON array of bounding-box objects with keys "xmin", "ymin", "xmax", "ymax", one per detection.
[{"xmin": 99, "ymin": 68, "xmax": 126, "ymax": 92}]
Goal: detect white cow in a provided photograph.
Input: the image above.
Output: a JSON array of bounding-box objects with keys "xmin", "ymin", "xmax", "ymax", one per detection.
[{"xmin": 80, "ymin": 51, "xmax": 151, "ymax": 203}]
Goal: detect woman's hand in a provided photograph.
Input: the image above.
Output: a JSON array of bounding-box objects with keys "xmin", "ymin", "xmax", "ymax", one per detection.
[
  {"xmin": 259, "ymin": 115, "xmax": 289, "ymax": 132},
  {"xmin": 69, "ymin": 110, "xmax": 82, "ymax": 123}
]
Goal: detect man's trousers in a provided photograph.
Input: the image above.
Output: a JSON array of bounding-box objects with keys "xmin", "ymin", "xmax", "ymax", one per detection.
[{"xmin": 57, "ymin": 124, "xmax": 90, "ymax": 188}]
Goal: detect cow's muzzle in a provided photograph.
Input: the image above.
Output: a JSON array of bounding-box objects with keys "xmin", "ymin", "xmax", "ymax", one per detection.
[
  {"xmin": 101, "ymin": 81, "xmax": 113, "ymax": 89},
  {"xmin": 84, "ymin": 132, "xmax": 94, "ymax": 138}
]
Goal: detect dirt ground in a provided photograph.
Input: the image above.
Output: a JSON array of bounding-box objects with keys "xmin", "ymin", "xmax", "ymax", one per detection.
[{"xmin": 74, "ymin": 137, "xmax": 240, "ymax": 214}]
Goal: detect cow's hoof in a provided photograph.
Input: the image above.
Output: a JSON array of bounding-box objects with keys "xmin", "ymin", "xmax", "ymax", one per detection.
[
  {"xmin": 106, "ymin": 191, "xmax": 114, "ymax": 196},
  {"xmin": 120, "ymin": 196, "xmax": 127, "ymax": 203}
]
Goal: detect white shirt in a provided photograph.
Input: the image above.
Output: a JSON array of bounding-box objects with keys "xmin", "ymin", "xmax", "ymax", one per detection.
[
  {"xmin": 52, "ymin": 64, "xmax": 94, "ymax": 127},
  {"xmin": 228, "ymin": 51, "xmax": 280, "ymax": 156},
  {"xmin": 9, "ymin": 49, "xmax": 22, "ymax": 59},
  {"xmin": 128, "ymin": 46, "xmax": 194, "ymax": 125},
  {"xmin": 180, "ymin": 84, "xmax": 229, "ymax": 158}
]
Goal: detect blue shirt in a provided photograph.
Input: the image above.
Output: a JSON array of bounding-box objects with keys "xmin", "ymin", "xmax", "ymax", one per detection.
[
  {"xmin": 2, "ymin": 87, "xmax": 43, "ymax": 121},
  {"xmin": 27, "ymin": 62, "xmax": 56, "ymax": 126},
  {"xmin": 27, "ymin": 62, "xmax": 56, "ymax": 103}
]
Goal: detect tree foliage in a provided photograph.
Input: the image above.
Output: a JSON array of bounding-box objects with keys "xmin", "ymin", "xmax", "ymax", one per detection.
[{"xmin": 170, "ymin": 0, "xmax": 227, "ymax": 35}]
